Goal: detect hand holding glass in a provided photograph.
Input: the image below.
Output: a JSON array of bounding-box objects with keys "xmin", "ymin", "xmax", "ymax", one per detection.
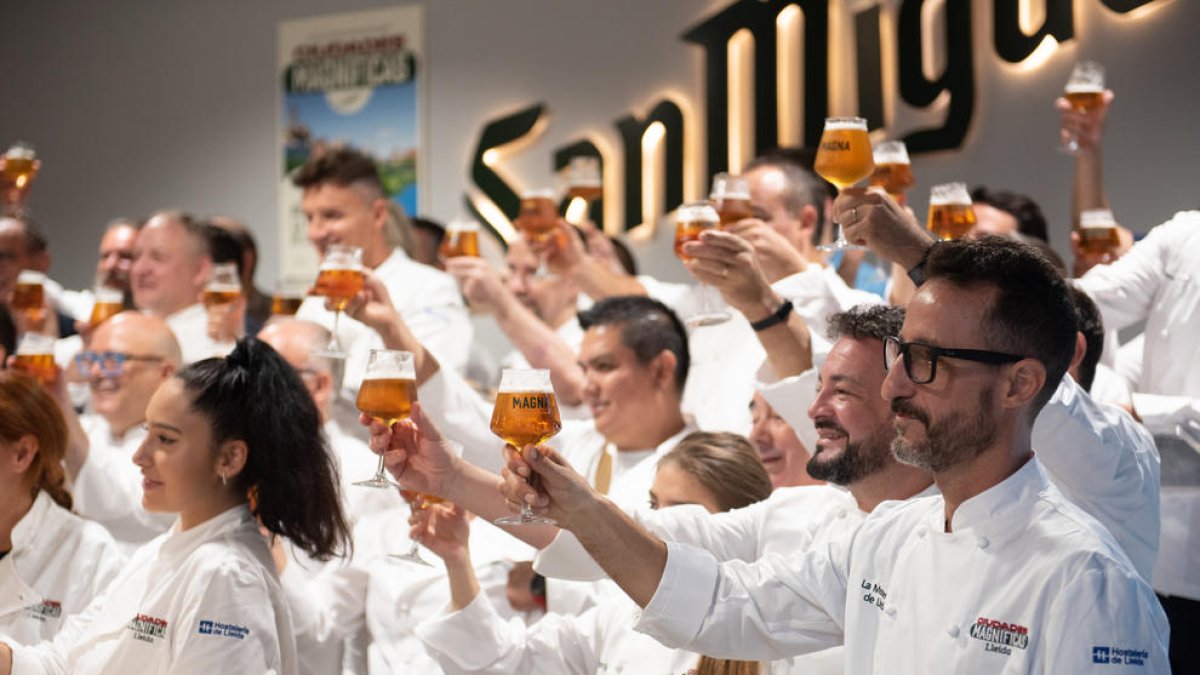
[
  {"xmin": 491, "ymin": 369, "xmax": 561, "ymax": 526},
  {"xmin": 354, "ymin": 349, "xmax": 418, "ymax": 489},
  {"xmin": 814, "ymin": 117, "xmax": 874, "ymax": 252}
]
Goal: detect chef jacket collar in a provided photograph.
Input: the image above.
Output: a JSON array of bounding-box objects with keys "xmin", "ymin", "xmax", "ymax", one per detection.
[
  {"xmin": 11, "ymin": 490, "xmax": 56, "ymax": 552},
  {"xmin": 158, "ymin": 504, "xmax": 254, "ymax": 562},
  {"xmin": 930, "ymin": 455, "xmax": 1047, "ymax": 545}
]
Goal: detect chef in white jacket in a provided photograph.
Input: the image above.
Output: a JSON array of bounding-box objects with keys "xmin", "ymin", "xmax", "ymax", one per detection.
[
  {"xmin": 504, "ymin": 237, "xmax": 1169, "ymax": 674},
  {"xmin": 0, "ymin": 338, "xmax": 353, "ymax": 674},
  {"xmin": 0, "ymin": 372, "xmax": 124, "ymax": 645},
  {"xmin": 414, "ymin": 432, "xmax": 774, "ymax": 675}
]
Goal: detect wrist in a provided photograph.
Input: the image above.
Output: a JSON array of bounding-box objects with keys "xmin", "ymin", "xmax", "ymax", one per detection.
[{"xmin": 737, "ymin": 290, "xmax": 786, "ymax": 325}]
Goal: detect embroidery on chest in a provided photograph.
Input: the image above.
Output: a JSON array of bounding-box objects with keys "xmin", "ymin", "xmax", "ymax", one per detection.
[
  {"xmin": 126, "ymin": 613, "xmax": 169, "ymax": 644},
  {"xmin": 968, "ymin": 616, "xmax": 1030, "ymax": 656},
  {"xmin": 23, "ymin": 599, "xmax": 62, "ymax": 622}
]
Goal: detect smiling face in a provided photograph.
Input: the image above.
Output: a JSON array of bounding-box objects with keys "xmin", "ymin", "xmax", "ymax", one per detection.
[
  {"xmin": 301, "ymin": 182, "xmax": 389, "ymax": 266},
  {"xmin": 130, "ymin": 215, "xmax": 209, "ymax": 316},
  {"xmin": 749, "ymin": 392, "xmax": 817, "ymax": 488},
  {"xmin": 649, "ymin": 460, "xmax": 721, "ymax": 513},
  {"xmin": 578, "ymin": 324, "xmax": 672, "ymax": 448},
  {"xmin": 805, "ymin": 337, "xmax": 896, "ymax": 486},
  {"xmin": 883, "ymin": 281, "xmax": 1004, "ymax": 473},
  {"xmin": 132, "ymin": 378, "xmax": 224, "ymax": 521},
  {"xmin": 97, "ymin": 224, "xmax": 137, "ymax": 291},
  {"xmin": 87, "ymin": 313, "xmax": 176, "ymax": 437}
]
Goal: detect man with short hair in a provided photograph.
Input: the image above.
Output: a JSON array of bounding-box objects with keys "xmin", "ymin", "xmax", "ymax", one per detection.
[
  {"xmin": 0, "ymin": 215, "xmax": 74, "ymax": 337},
  {"xmin": 209, "ymin": 215, "xmax": 271, "ymax": 334},
  {"xmin": 968, "ymin": 186, "xmax": 1050, "ymax": 243},
  {"xmin": 507, "ymin": 238, "xmax": 1168, "ymax": 673},
  {"xmin": 56, "ymin": 311, "xmax": 181, "ymax": 553},
  {"xmin": 292, "ymin": 148, "xmax": 471, "ymax": 398},
  {"xmin": 130, "ymin": 210, "xmax": 220, "ymax": 363}
]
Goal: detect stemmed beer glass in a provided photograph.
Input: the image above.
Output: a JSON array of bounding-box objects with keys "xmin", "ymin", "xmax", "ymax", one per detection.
[
  {"xmin": 814, "ymin": 117, "xmax": 874, "ymax": 252},
  {"xmin": 491, "ymin": 369, "xmax": 562, "ymax": 526}
]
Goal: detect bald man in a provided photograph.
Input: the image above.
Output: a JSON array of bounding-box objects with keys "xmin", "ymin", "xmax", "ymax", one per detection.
[{"xmin": 58, "ymin": 311, "xmax": 181, "ymax": 553}]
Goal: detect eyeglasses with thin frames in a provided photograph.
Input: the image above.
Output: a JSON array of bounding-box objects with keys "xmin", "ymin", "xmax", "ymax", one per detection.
[{"xmin": 883, "ymin": 336, "xmax": 1024, "ymax": 385}]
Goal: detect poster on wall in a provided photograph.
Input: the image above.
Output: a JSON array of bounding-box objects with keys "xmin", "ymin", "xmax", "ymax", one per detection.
[{"xmin": 277, "ymin": 5, "xmax": 424, "ymax": 281}]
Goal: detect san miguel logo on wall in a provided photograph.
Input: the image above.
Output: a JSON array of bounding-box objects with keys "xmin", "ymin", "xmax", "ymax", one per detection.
[{"xmin": 465, "ymin": 0, "xmax": 1169, "ymax": 237}]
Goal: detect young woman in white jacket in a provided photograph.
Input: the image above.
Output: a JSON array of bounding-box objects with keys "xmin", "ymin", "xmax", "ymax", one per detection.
[
  {"xmin": 0, "ymin": 338, "xmax": 352, "ymax": 674},
  {"xmin": 413, "ymin": 431, "xmax": 772, "ymax": 675},
  {"xmin": 0, "ymin": 372, "xmax": 124, "ymax": 645}
]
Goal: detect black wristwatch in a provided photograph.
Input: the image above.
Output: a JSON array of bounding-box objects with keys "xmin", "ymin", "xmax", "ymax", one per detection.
[
  {"xmin": 530, "ymin": 572, "xmax": 547, "ymax": 610},
  {"xmin": 906, "ymin": 243, "xmax": 936, "ymax": 287},
  {"xmin": 750, "ymin": 299, "xmax": 794, "ymax": 332}
]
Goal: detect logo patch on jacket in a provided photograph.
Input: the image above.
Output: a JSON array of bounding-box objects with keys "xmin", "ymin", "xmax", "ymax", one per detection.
[
  {"xmin": 1092, "ymin": 645, "xmax": 1149, "ymax": 666},
  {"xmin": 24, "ymin": 599, "xmax": 62, "ymax": 622},
  {"xmin": 198, "ymin": 619, "xmax": 250, "ymax": 640},
  {"xmin": 968, "ymin": 616, "xmax": 1029, "ymax": 655},
  {"xmin": 127, "ymin": 614, "xmax": 169, "ymax": 643}
]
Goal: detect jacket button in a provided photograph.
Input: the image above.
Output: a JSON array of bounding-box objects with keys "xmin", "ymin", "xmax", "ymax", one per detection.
[
  {"xmin": 977, "ymin": 537, "xmax": 990, "ymax": 550},
  {"xmin": 916, "ymin": 528, "xmax": 926, "ymax": 538},
  {"xmin": 885, "ymin": 605, "xmax": 897, "ymax": 617},
  {"xmin": 948, "ymin": 625, "xmax": 960, "ymax": 638}
]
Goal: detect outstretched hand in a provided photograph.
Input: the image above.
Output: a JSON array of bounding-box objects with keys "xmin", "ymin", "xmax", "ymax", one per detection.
[
  {"xmin": 362, "ymin": 402, "xmax": 460, "ymax": 498},
  {"xmin": 500, "ymin": 443, "xmax": 600, "ymax": 530}
]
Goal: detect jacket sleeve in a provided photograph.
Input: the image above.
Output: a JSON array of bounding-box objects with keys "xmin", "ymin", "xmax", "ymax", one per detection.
[
  {"xmin": 1074, "ymin": 212, "xmax": 1184, "ymax": 332},
  {"xmin": 280, "ymin": 554, "xmax": 367, "ymax": 647},
  {"xmin": 1043, "ymin": 558, "xmax": 1170, "ymax": 674},
  {"xmin": 634, "ymin": 542, "xmax": 846, "ymax": 661},
  {"xmin": 167, "ymin": 563, "xmax": 290, "ymax": 675},
  {"xmin": 416, "ymin": 590, "xmax": 601, "ymax": 675},
  {"xmin": 1032, "ymin": 375, "xmax": 1161, "ymax": 580}
]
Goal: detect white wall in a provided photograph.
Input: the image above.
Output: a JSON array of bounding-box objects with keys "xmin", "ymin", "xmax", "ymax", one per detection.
[{"xmin": 2, "ymin": 0, "xmax": 1196, "ymax": 290}]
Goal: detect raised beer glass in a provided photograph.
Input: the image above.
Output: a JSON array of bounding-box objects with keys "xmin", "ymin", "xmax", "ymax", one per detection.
[
  {"xmin": 439, "ymin": 219, "xmax": 481, "ymax": 260},
  {"xmin": 88, "ymin": 286, "xmax": 125, "ymax": 328},
  {"xmin": 312, "ymin": 244, "xmax": 364, "ymax": 358},
  {"xmin": 13, "ymin": 333, "xmax": 57, "ymax": 387},
  {"xmin": 1078, "ymin": 208, "xmax": 1121, "ymax": 258},
  {"xmin": 391, "ymin": 491, "xmax": 446, "ymax": 566},
  {"xmin": 1062, "ymin": 61, "xmax": 1105, "ymax": 154},
  {"xmin": 926, "ymin": 182, "xmax": 977, "ymax": 240},
  {"xmin": 270, "ymin": 280, "xmax": 308, "ymax": 317},
  {"xmin": 674, "ymin": 202, "xmax": 730, "ymax": 328},
  {"xmin": 709, "ymin": 173, "xmax": 753, "ymax": 227},
  {"xmin": 565, "ymin": 156, "xmax": 603, "ymax": 204},
  {"xmin": 869, "ymin": 141, "xmax": 915, "ymax": 206},
  {"xmin": 203, "ymin": 263, "xmax": 242, "ymax": 308},
  {"xmin": 814, "ymin": 117, "xmax": 874, "ymax": 252},
  {"xmin": 516, "ymin": 189, "xmax": 559, "ymax": 276},
  {"xmin": 3, "ymin": 142, "xmax": 38, "ymax": 207},
  {"xmin": 491, "ymin": 368, "xmax": 561, "ymax": 526},
  {"xmin": 354, "ymin": 349, "xmax": 418, "ymax": 489},
  {"xmin": 12, "ymin": 270, "xmax": 45, "ymax": 328}
]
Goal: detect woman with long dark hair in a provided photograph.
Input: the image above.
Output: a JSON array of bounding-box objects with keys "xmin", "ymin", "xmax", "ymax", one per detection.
[
  {"xmin": 0, "ymin": 338, "xmax": 350, "ymax": 674},
  {"xmin": 0, "ymin": 371, "xmax": 124, "ymax": 645}
]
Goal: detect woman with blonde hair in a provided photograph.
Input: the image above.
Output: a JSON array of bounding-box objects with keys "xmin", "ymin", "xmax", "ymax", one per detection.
[{"xmin": 413, "ymin": 430, "xmax": 771, "ymax": 675}]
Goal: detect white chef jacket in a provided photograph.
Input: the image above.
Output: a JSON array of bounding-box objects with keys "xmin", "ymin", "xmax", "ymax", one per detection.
[
  {"xmin": 756, "ymin": 366, "xmax": 1161, "ymax": 581},
  {"xmin": 297, "ymin": 247, "xmax": 472, "ymax": 399},
  {"xmin": 0, "ymin": 492, "xmax": 124, "ymax": 645},
  {"xmin": 72, "ymin": 416, "xmax": 175, "ymax": 556},
  {"xmin": 416, "ymin": 580, "xmax": 703, "ymax": 675},
  {"xmin": 637, "ymin": 458, "xmax": 1170, "ymax": 674},
  {"xmin": 161, "ymin": 303, "xmax": 227, "ymax": 365},
  {"xmin": 9, "ymin": 506, "xmax": 296, "ymax": 675},
  {"xmin": 1075, "ymin": 210, "xmax": 1200, "ymax": 600},
  {"xmin": 283, "ymin": 505, "xmax": 538, "ymax": 675}
]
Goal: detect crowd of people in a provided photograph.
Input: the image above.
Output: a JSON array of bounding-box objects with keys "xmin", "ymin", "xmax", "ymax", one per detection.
[{"xmin": 0, "ymin": 84, "xmax": 1192, "ymax": 675}]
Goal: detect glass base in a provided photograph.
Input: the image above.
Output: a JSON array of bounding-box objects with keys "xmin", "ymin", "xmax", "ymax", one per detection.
[
  {"xmin": 353, "ymin": 476, "xmax": 398, "ymax": 489},
  {"xmin": 685, "ymin": 311, "xmax": 731, "ymax": 328},
  {"xmin": 817, "ymin": 240, "xmax": 866, "ymax": 252},
  {"xmin": 389, "ymin": 551, "xmax": 434, "ymax": 567},
  {"xmin": 494, "ymin": 512, "xmax": 557, "ymax": 526}
]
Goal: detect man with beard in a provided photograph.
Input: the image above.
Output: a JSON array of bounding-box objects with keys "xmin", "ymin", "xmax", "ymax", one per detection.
[
  {"xmin": 493, "ymin": 237, "xmax": 1167, "ymax": 674},
  {"xmin": 52, "ymin": 311, "xmax": 181, "ymax": 553}
]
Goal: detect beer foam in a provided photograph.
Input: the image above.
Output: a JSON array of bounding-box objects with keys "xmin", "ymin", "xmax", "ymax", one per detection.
[
  {"xmin": 929, "ymin": 182, "xmax": 972, "ymax": 206},
  {"xmin": 675, "ymin": 203, "xmax": 719, "ymax": 224},
  {"xmin": 318, "ymin": 260, "xmax": 363, "ymax": 272},
  {"xmin": 16, "ymin": 270, "xmax": 45, "ymax": 284},
  {"xmin": 5, "ymin": 145, "xmax": 35, "ymax": 160},
  {"xmin": 362, "ymin": 367, "xmax": 415, "ymax": 380},
  {"xmin": 497, "ymin": 368, "xmax": 555, "ymax": 393},
  {"xmin": 824, "ymin": 117, "xmax": 868, "ymax": 130},
  {"xmin": 873, "ymin": 141, "xmax": 910, "ymax": 164},
  {"xmin": 522, "ymin": 188, "xmax": 556, "ymax": 200},
  {"xmin": 1080, "ymin": 209, "xmax": 1116, "ymax": 229},
  {"xmin": 205, "ymin": 283, "xmax": 242, "ymax": 294},
  {"xmin": 1065, "ymin": 83, "xmax": 1104, "ymax": 94},
  {"xmin": 16, "ymin": 333, "xmax": 55, "ymax": 355}
]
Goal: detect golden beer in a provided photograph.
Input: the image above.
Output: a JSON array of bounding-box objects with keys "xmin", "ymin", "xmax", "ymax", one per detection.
[
  {"xmin": 814, "ymin": 124, "xmax": 874, "ymax": 189},
  {"xmin": 13, "ymin": 354, "xmax": 56, "ymax": 386},
  {"xmin": 439, "ymin": 228, "xmax": 480, "ymax": 259},
  {"xmin": 203, "ymin": 286, "xmax": 242, "ymax": 308},
  {"xmin": 11, "ymin": 280, "xmax": 43, "ymax": 312},
  {"xmin": 927, "ymin": 203, "xmax": 977, "ymax": 240},
  {"xmin": 89, "ymin": 301, "xmax": 124, "ymax": 327},
  {"xmin": 713, "ymin": 196, "xmax": 753, "ymax": 227},
  {"xmin": 566, "ymin": 184, "xmax": 603, "ymax": 202},
  {"xmin": 4, "ymin": 156, "xmax": 36, "ymax": 188},
  {"xmin": 517, "ymin": 195, "xmax": 559, "ymax": 243},
  {"xmin": 490, "ymin": 391, "xmax": 562, "ymax": 447},
  {"xmin": 1079, "ymin": 209, "xmax": 1120, "ymax": 257},
  {"xmin": 400, "ymin": 490, "xmax": 446, "ymax": 506},
  {"xmin": 314, "ymin": 267, "xmax": 364, "ymax": 310},
  {"xmin": 673, "ymin": 203, "xmax": 719, "ymax": 262},
  {"xmin": 869, "ymin": 163, "xmax": 915, "ymax": 203},
  {"xmin": 270, "ymin": 295, "xmax": 304, "ymax": 316},
  {"xmin": 355, "ymin": 377, "xmax": 418, "ymax": 424},
  {"xmin": 1066, "ymin": 89, "xmax": 1104, "ymax": 112}
]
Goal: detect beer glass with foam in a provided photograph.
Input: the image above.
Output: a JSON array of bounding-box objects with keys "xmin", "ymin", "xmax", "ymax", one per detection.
[
  {"xmin": 814, "ymin": 117, "xmax": 874, "ymax": 252},
  {"xmin": 311, "ymin": 244, "xmax": 364, "ymax": 358},
  {"xmin": 491, "ymin": 368, "xmax": 561, "ymax": 525},
  {"xmin": 709, "ymin": 173, "xmax": 752, "ymax": 227},
  {"xmin": 14, "ymin": 333, "xmax": 56, "ymax": 387},
  {"xmin": 354, "ymin": 349, "xmax": 418, "ymax": 489},
  {"xmin": 674, "ymin": 202, "xmax": 731, "ymax": 328},
  {"xmin": 439, "ymin": 219, "xmax": 481, "ymax": 260},
  {"xmin": 926, "ymin": 182, "xmax": 977, "ymax": 240},
  {"xmin": 1062, "ymin": 61, "xmax": 1105, "ymax": 154},
  {"xmin": 869, "ymin": 141, "xmax": 915, "ymax": 206}
]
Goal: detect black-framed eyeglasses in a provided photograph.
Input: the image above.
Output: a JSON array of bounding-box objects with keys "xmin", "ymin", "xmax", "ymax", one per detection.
[
  {"xmin": 74, "ymin": 351, "xmax": 164, "ymax": 378},
  {"xmin": 883, "ymin": 336, "xmax": 1024, "ymax": 385}
]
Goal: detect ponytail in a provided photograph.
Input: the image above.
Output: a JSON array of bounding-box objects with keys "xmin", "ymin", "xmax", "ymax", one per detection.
[
  {"xmin": 0, "ymin": 371, "xmax": 73, "ymax": 509},
  {"xmin": 176, "ymin": 338, "xmax": 350, "ymax": 560}
]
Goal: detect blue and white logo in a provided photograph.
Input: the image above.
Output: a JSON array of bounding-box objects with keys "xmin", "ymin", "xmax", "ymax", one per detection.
[
  {"xmin": 1092, "ymin": 645, "xmax": 1148, "ymax": 667},
  {"xmin": 1092, "ymin": 646, "xmax": 1111, "ymax": 664},
  {"xmin": 197, "ymin": 619, "xmax": 249, "ymax": 640}
]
